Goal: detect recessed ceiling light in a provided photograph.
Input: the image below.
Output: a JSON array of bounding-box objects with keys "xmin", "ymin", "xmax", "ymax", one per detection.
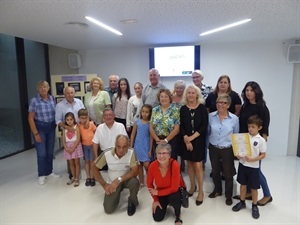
[
  {"xmin": 120, "ymin": 19, "xmax": 138, "ymax": 24},
  {"xmin": 200, "ymin": 19, "xmax": 252, "ymax": 36},
  {"xmin": 85, "ymin": 16, "xmax": 123, "ymax": 36},
  {"xmin": 65, "ymin": 22, "xmax": 89, "ymax": 28}
]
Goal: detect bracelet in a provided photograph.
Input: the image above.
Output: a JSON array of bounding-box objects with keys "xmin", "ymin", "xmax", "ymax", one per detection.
[
  {"xmin": 34, "ymin": 133, "xmax": 39, "ymax": 136},
  {"xmin": 164, "ymin": 138, "xmax": 168, "ymax": 143}
]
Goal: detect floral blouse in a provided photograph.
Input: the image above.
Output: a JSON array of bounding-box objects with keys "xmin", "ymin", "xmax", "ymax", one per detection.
[{"xmin": 150, "ymin": 104, "xmax": 180, "ymax": 137}]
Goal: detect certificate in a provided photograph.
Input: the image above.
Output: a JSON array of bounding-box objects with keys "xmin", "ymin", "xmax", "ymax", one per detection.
[{"xmin": 231, "ymin": 133, "xmax": 252, "ymax": 157}]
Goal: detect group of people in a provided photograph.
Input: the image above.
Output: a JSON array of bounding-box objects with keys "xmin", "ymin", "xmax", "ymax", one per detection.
[{"xmin": 28, "ymin": 68, "xmax": 271, "ymax": 224}]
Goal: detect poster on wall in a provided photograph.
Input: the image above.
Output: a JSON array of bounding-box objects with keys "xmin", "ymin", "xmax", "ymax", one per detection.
[{"xmin": 50, "ymin": 74, "xmax": 97, "ymax": 136}]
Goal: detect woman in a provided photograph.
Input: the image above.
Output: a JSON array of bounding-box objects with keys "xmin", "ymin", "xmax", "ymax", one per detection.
[
  {"xmin": 112, "ymin": 78, "xmax": 131, "ymax": 132},
  {"xmin": 208, "ymin": 94, "xmax": 239, "ymax": 206},
  {"xmin": 172, "ymin": 80, "xmax": 186, "ymax": 109},
  {"xmin": 28, "ymin": 81, "xmax": 60, "ymax": 185},
  {"xmin": 238, "ymin": 81, "xmax": 271, "ymax": 206},
  {"xmin": 172, "ymin": 80, "xmax": 186, "ymax": 172},
  {"xmin": 206, "ymin": 75, "xmax": 241, "ymax": 116},
  {"xmin": 84, "ymin": 77, "xmax": 111, "ymax": 125},
  {"xmin": 180, "ymin": 85, "xmax": 208, "ymax": 205},
  {"xmin": 147, "ymin": 144, "xmax": 183, "ymax": 225},
  {"xmin": 150, "ymin": 89, "xmax": 180, "ymax": 160},
  {"xmin": 126, "ymin": 82, "xmax": 143, "ymax": 133}
]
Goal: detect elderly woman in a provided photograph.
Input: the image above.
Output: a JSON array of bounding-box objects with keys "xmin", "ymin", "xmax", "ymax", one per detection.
[
  {"xmin": 150, "ymin": 89, "xmax": 180, "ymax": 160},
  {"xmin": 84, "ymin": 77, "xmax": 111, "ymax": 125},
  {"xmin": 208, "ymin": 94, "xmax": 239, "ymax": 206},
  {"xmin": 206, "ymin": 75, "xmax": 242, "ymax": 116},
  {"xmin": 180, "ymin": 85, "xmax": 208, "ymax": 205},
  {"xmin": 172, "ymin": 80, "xmax": 186, "ymax": 109},
  {"xmin": 28, "ymin": 81, "xmax": 60, "ymax": 185},
  {"xmin": 147, "ymin": 144, "xmax": 183, "ymax": 225}
]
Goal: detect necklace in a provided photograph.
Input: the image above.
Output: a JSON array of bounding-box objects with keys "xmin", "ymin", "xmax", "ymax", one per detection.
[{"xmin": 190, "ymin": 109, "xmax": 195, "ymax": 133}]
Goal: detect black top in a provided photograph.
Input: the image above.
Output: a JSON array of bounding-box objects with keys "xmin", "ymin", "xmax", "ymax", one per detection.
[
  {"xmin": 205, "ymin": 91, "xmax": 242, "ymax": 114},
  {"xmin": 180, "ymin": 104, "xmax": 208, "ymax": 162},
  {"xmin": 239, "ymin": 102, "xmax": 270, "ymax": 136}
]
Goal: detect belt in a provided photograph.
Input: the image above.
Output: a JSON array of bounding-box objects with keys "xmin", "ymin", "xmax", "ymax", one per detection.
[{"xmin": 211, "ymin": 144, "xmax": 232, "ymax": 149}]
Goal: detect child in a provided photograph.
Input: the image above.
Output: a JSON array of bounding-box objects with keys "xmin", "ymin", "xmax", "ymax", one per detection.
[
  {"xmin": 112, "ymin": 78, "xmax": 131, "ymax": 135},
  {"xmin": 78, "ymin": 109, "xmax": 97, "ymax": 187},
  {"xmin": 130, "ymin": 104, "xmax": 153, "ymax": 188},
  {"xmin": 232, "ymin": 115, "xmax": 267, "ymax": 219},
  {"xmin": 62, "ymin": 112, "xmax": 83, "ymax": 187}
]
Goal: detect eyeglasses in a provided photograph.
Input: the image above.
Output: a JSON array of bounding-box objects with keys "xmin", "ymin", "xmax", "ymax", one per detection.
[
  {"xmin": 217, "ymin": 101, "xmax": 228, "ymax": 105},
  {"xmin": 156, "ymin": 152, "xmax": 170, "ymax": 156},
  {"xmin": 192, "ymin": 76, "xmax": 201, "ymax": 79}
]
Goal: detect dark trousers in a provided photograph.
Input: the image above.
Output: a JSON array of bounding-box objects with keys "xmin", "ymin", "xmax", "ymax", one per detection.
[
  {"xmin": 209, "ymin": 144, "xmax": 235, "ymax": 198},
  {"xmin": 153, "ymin": 189, "xmax": 182, "ymax": 222}
]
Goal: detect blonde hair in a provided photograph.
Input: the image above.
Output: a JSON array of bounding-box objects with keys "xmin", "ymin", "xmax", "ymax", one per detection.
[
  {"xmin": 89, "ymin": 77, "xmax": 104, "ymax": 91},
  {"xmin": 182, "ymin": 85, "xmax": 205, "ymax": 105},
  {"xmin": 36, "ymin": 80, "xmax": 50, "ymax": 90}
]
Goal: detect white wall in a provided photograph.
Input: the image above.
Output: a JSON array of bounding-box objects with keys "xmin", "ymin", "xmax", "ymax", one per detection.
[{"xmin": 79, "ymin": 41, "xmax": 295, "ymax": 156}]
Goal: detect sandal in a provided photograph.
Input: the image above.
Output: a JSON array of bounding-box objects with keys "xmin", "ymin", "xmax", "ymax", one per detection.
[
  {"xmin": 67, "ymin": 179, "xmax": 74, "ymax": 185},
  {"xmin": 175, "ymin": 217, "xmax": 183, "ymax": 225},
  {"xmin": 74, "ymin": 179, "xmax": 79, "ymax": 187}
]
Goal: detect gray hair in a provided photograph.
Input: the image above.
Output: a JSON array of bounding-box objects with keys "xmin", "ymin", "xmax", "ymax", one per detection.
[
  {"xmin": 115, "ymin": 134, "xmax": 129, "ymax": 146},
  {"xmin": 174, "ymin": 80, "xmax": 186, "ymax": 89},
  {"xmin": 192, "ymin": 70, "xmax": 204, "ymax": 78},
  {"xmin": 155, "ymin": 143, "xmax": 172, "ymax": 154}
]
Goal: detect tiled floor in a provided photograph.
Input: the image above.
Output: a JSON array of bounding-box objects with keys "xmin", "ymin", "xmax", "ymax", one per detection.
[{"xmin": 0, "ymin": 149, "xmax": 299, "ymax": 225}]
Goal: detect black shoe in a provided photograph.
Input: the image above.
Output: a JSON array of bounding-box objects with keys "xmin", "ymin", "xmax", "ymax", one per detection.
[
  {"xmin": 188, "ymin": 185, "xmax": 197, "ymax": 197},
  {"xmin": 175, "ymin": 217, "xmax": 183, "ymax": 224},
  {"xmin": 252, "ymin": 204, "xmax": 260, "ymax": 219},
  {"xmin": 225, "ymin": 197, "xmax": 233, "ymax": 206},
  {"xmin": 85, "ymin": 178, "xmax": 91, "ymax": 186},
  {"xmin": 90, "ymin": 178, "xmax": 96, "ymax": 187},
  {"xmin": 232, "ymin": 201, "xmax": 246, "ymax": 212},
  {"xmin": 208, "ymin": 191, "xmax": 222, "ymax": 198},
  {"xmin": 257, "ymin": 196, "xmax": 273, "ymax": 206},
  {"xmin": 196, "ymin": 199, "xmax": 203, "ymax": 206},
  {"xmin": 127, "ymin": 202, "xmax": 136, "ymax": 216}
]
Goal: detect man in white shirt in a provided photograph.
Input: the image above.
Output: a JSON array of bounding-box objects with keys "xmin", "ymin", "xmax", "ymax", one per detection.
[{"xmin": 92, "ymin": 108, "xmax": 127, "ymax": 158}]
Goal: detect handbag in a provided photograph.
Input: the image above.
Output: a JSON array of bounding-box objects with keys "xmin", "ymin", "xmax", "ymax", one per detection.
[
  {"xmin": 171, "ymin": 160, "xmax": 189, "ymax": 208},
  {"xmin": 180, "ymin": 186, "xmax": 189, "ymax": 208}
]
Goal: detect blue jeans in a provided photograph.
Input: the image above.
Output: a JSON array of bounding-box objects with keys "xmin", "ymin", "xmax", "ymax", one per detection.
[
  {"xmin": 247, "ymin": 160, "xmax": 271, "ymax": 197},
  {"xmin": 34, "ymin": 121, "xmax": 56, "ymax": 177}
]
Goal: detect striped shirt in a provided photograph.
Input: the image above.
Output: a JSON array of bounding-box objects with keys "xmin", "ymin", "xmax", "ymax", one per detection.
[{"xmin": 28, "ymin": 94, "xmax": 56, "ymax": 123}]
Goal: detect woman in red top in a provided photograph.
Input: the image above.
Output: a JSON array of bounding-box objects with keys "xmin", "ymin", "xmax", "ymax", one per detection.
[{"xmin": 147, "ymin": 144, "xmax": 183, "ymax": 225}]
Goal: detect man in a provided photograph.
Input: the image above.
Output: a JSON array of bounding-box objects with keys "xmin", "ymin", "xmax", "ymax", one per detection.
[
  {"xmin": 92, "ymin": 108, "xmax": 127, "ymax": 158},
  {"xmin": 104, "ymin": 74, "xmax": 119, "ymax": 102},
  {"xmin": 55, "ymin": 86, "xmax": 85, "ymax": 178},
  {"xmin": 92, "ymin": 135, "xmax": 139, "ymax": 216},
  {"xmin": 141, "ymin": 68, "xmax": 166, "ymax": 107},
  {"xmin": 55, "ymin": 86, "xmax": 85, "ymax": 130},
  {"xmin": 191, "ymin": 70, "xmax": 213, "ymax": 99}
]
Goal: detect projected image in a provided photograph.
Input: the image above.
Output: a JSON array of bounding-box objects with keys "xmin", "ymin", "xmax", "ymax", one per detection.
[{"xmin": 154, "ymin": 46, "xmax": 194, "ymax": 77}]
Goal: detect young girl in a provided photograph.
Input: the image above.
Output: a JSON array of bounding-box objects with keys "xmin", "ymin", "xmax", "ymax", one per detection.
[
  {"xmin": 130, "ymin": 104, "xmax": 153, "ymax": 188},
  {"xmin": 62, "ymin": 112, "xmax": 83, "ymax": 187},
  {"xmin": 126, "ymin": 82, "xmax": 143, "ymax": 133},
  {"xmin": 112, "ymin": 78, "xmax": 131, "ymax": 134}
]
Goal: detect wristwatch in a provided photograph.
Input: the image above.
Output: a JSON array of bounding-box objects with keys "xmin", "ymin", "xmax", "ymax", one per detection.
[{"xmin": 117, "ymin": 176, "xmax": 122, "ymax": 182}]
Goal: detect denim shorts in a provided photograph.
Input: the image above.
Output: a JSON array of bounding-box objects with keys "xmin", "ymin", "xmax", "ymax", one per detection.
[{"xmin": 82, "ymin": 145, "xmax": 94, "ymax": 161}]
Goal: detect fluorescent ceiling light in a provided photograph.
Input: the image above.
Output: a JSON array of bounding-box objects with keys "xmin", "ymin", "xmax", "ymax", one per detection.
[
  {"xmin": 85, "ymin": 16, "xmax": 123, "ymax": 36},
  {"xmin": 199, "ymin": 19, "xmax": 252, "ymax": 36}
]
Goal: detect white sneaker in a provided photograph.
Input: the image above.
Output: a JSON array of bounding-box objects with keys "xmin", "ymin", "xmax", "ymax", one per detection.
[
  {"xmin": 48, "ymin": 172, "xmax": 61, "ymax": 178},
  {"xmin": 38, "ymin": 176, "xmax": 46, "ymax": 185}
]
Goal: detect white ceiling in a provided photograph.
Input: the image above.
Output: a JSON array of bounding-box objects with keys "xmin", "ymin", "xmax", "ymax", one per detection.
[{"xmin": 0, "ymin": 0, "xmax": 299, "ymax": 50}]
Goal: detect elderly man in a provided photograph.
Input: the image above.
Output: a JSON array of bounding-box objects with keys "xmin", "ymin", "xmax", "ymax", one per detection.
[
  {"xmin": 55, "ymin": 86, "xmax": 85, "ymax": 178},
  {"xmin": 92, "ymin": 108, "xmax": 127, "ymax": 158},
  {"xmin": 104, "ymin": 74, "xmax": 119, "ymax": 102},
  {"xmin": 92, "ymin": 135, "xmax": 139, "ymax": 216},
  {"xmin": 55, "ymin": 86, "xmax": 85, "ymax": 130},
  {"xmin": 191, "ymin": 70, "xmax": 213, "ymax": 99},
  {"xmin": 142, "ymin": 68, "xmax": 166, "ymax": 107}
]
